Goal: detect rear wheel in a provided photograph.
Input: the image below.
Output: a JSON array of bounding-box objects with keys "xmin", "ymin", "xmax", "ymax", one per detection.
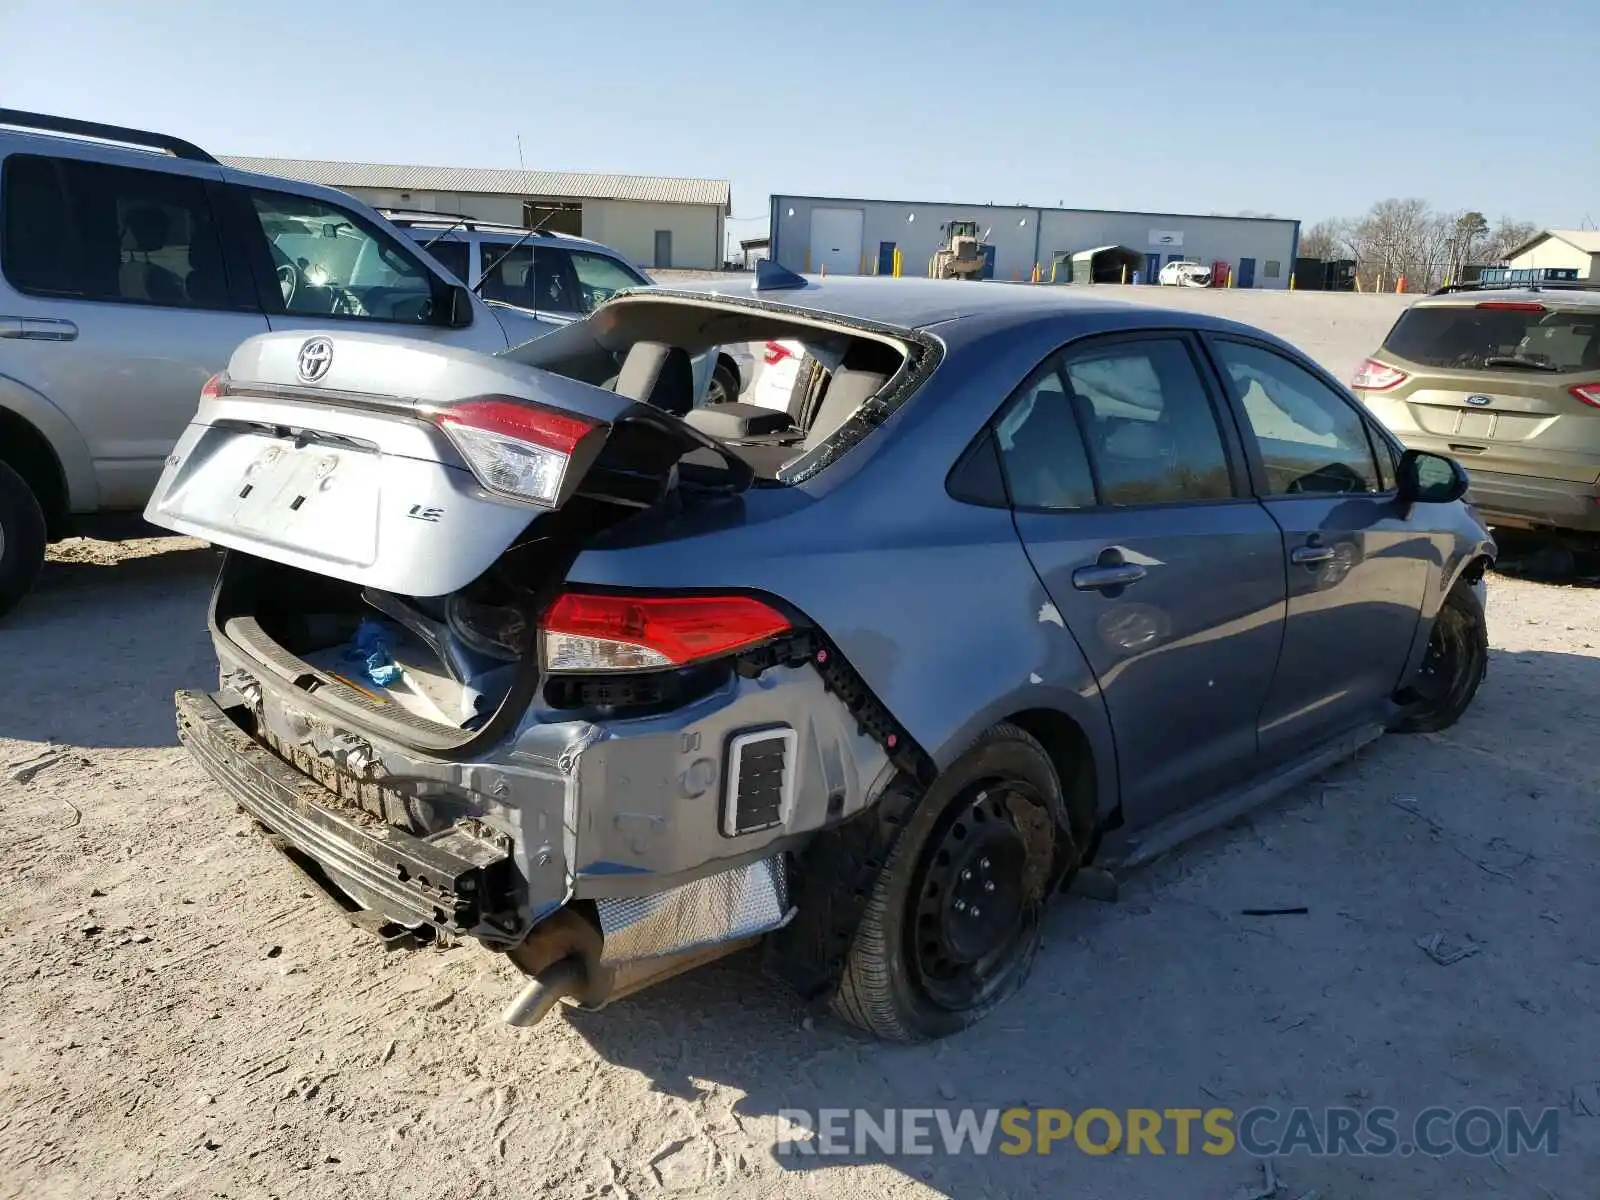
[
  {"xmin": 832, "ymin": 725, "xmax": 1061, "ymax": 1041},
  {"xmin": 707, "ymin": 357, "xmax": 740, "ymax": 405},
  {"xmin": 1392, "ymin": 581, "xmax": 1487, "ymax": 733},
  {"xmin": 0, "ymin": 460, "xmax": 47, "ymax": 620}
]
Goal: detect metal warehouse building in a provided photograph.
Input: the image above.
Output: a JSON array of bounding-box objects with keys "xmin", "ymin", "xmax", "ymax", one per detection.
[
  {"xmin": 770, "ymin": 195, "xmax": 1301, "ymax": 289},
  {"xmin": 221, "ymin": 157, "xmax": 731, "ymax": 271}
]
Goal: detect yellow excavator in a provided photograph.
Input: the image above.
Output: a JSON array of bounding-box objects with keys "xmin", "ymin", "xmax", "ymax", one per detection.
[{"xmin": 931, "ymin": 220, "xmax": 990, "ymax": 280}]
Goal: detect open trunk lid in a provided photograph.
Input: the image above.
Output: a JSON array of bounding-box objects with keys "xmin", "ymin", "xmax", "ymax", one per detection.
[{"xmin": 145, "ymin": 329, "xmax": 745, "ymax": 597}]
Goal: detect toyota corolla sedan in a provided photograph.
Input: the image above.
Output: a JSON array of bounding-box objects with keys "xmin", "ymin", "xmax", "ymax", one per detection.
[{"xmin": 145, "ymin": 266, "xmax": 1493, "ymax": 1042}]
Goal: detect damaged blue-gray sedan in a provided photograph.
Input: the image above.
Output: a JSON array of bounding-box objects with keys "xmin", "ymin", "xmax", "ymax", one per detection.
[{"xmin": 145, "ymin": 267, "xmax": 1494, "ymax": 1041}]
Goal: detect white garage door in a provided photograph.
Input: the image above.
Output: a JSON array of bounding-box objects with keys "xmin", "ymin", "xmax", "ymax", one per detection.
[{"xmin": 809, "ymin": 207, "xmax": 865, "ymax": 275}]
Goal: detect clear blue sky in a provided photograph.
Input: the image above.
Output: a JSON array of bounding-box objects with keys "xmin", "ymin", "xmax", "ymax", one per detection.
[{"xmin": 6, "ymin": 0, "xmax": 1597, "ymax": 252}]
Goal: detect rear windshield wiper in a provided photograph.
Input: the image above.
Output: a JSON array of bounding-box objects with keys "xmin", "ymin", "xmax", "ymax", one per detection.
[{"xmin": 1483, "ymin": 356, "xmax": 1559, "ymax": 372}]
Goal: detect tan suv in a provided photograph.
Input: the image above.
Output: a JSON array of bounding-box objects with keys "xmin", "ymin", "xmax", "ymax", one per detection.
[{"xmin": 1352, "ymin": 283, "xmax": 1600, "ymax": 542}]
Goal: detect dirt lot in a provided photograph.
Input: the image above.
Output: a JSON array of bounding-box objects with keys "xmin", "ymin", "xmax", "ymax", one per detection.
[{"xmin": 2, "ymin": 287, "xmax": 1597, "ymax": 1199}]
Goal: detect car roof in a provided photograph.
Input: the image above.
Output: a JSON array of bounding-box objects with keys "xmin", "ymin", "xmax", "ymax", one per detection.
[
  {"xmin": 650, "ymin": 274, "xmax": 1216, "ymax": 331},
  {"xmin": 652, "ymin": 275, "xmax": 1133, "ymax": 328}
]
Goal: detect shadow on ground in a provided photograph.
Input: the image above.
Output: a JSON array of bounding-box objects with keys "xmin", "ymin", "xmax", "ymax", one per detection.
[
  {"xmin": 0, "ymin": 540, "xmax": 220, "ymax": 748},
  {"xmin": 563, "ymin": 646, "xmax": 1600, "ymax": 1200}
]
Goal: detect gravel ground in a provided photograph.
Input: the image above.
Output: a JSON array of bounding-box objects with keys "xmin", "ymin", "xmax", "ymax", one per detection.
[
  {"xmin": 2, "ymin": 544, "xmax": 1596, "ymax": 1200},
  {"xmin": 2, "ymin": 286, "xmax": 1597, "ymax": 1199}
]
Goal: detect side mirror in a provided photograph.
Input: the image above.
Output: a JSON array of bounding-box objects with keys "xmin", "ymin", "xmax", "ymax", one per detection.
[
  {"xmin": 1397, "ymin": 448, "xmax": 1469, "ymax": 507},
  {"xmin": 439, "ymin": 283, "xmax": 474, "ymax": 328}
]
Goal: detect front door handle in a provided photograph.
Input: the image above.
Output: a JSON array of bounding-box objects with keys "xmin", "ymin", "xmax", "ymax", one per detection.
[
  {"xmin": 1072, "ymin": 562, "xmax": 1147, "ymax": 591},
  {"xmin": 0, "ymin": 316, "xmax": 78, "ymax": 341},
  {"xmin": 1290, "ymin": 544, "xmax": 1336, "ymax": 565}
]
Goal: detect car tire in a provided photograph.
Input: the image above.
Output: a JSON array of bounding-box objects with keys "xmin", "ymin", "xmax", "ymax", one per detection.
[
  {"xmin": 831, "ymin": 724, "xmax": 1061, "ymax": 1041},
  {"xmin": 0, "ymin": 460, "xmax": 47, "ymax": 620},
  {"xmin": 708, "ymin": 357, "xmax": 740, "ymax": 405},
  {"xmin": 1392, "ymin": 581, "xmax": 1488, "ymax": 734}
]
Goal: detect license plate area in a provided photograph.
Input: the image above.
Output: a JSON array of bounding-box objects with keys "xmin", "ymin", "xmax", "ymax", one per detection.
[{"xmin": 176, "ymin": 430, "xmax": 381, "ymax": 567}]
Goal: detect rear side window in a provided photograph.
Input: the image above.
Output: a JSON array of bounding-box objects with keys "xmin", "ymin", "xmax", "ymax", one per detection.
[
  {"xmin": 1062, "ymin": 338, "xmax": 1235, "ymax": 505},
  {"xmin": 477, "ymin": 242, "xmax": 536, "ymax": 307},
  {"xmin": 995, "ymin": 369, "xmax": 1097, "ymax": 509},
  {"xmin": 995, "ymin": 337, "xmax": 1236, "ymax": 509},
  {"xmin": 1, "ymin": 153, "xmax": 235, "ymax": 310},
  {"xmin": 1384, "ymin": 304, "xmax": 1600, "ymax": 374},
  {"xmin": 424, "ymin": 237, "xmax": 470, "ymax": 285}
]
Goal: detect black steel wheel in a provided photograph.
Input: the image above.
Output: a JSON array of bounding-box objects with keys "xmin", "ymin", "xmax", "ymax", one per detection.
[
  {"xmin": 1393, "ymin": 580, "xmax": 1488, "ymax": 734},
  {"xmin": 832, "ymin": 724, "xmax": 1064, "ymax": 1041}
]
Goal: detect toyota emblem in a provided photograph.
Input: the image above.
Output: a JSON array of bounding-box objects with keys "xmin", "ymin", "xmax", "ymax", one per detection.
[{"xmin": 297, "ymin": 337, "xmax": 334, "ymax": 384}]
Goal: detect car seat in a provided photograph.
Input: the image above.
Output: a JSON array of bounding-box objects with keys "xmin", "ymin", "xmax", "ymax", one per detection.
[
  {"xmin": 613, "ymin": 341, "xmax": 696, "ymax": 417},
  {"xmin": 118, "ymin": 206, "xmax": 184, "ymax": 304},
  {"xmin": 800, "ymin": 341, "xmax": 902, "ymax": 450}
]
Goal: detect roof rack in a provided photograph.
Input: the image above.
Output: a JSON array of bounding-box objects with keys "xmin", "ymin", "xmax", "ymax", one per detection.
[
  {"xmin": 1433, "ymin": 279, "xmax": 1600, "ymax": 295},
  {"xmin": 1433, "ymin": 266, "xmax": 1600, "ymax": 295},
  {"xmin": 0, "ymin": 108, "xmax": 216, "ymax": 164},
  {"xmin": 377, "ymin": 208, "xmax": 481, "ymax": 224}
]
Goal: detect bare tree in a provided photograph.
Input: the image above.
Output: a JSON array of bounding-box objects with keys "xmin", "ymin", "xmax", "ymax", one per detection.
[
  {"xmin": 1476, "ymin": 217, "xmax": 1540, "ymax": 267},
  {"xmin": 1298, "ymin": 219, "xmax": 1348, "ymax": 262},
  {"xmin": 1345, "ymin": 198, "xmax": 1442, "ymax": 290}
]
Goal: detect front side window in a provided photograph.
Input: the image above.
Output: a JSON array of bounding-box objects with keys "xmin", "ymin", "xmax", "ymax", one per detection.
[
  {"xmin": 243, "ymin": 189, "xmax": 438, "ymax": 323},
  {"xmin": 567, "ymin": 250, "xmax": 648, "ymax": 314},
  {"xmin": 1211, "ymin": 339, "xmax": 1381, "ymax": 495},
  {"xmin": 1062, "ymin": 338, "xmax": 1235, "ymax": 505},
  {"xmin": 1, "ymin": 154, "xmax": 234, "ymax": 310}
]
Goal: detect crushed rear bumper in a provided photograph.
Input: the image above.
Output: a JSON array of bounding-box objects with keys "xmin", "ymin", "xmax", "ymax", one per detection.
[{"xmin": 175, "ymin": 688, "xmax": 520, "ymax": 937}]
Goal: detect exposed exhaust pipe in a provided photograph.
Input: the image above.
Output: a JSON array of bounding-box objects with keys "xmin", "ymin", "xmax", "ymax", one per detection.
[{"xmin": 500, "ymin": 955, "xmax": 586, "ymax": 1027}]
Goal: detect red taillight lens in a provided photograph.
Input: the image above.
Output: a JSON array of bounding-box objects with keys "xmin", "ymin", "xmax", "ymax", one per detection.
[
  {"xmin": 1351, "ymin": 358, "xmax": 1408, "ymax": 391},
  {"xmin": 200, "ymin": 371, "xmax": 227, "ymax": 401},
  {"xmin": 1570, "ymin": 383, "xmax": 1600, "ymax": 408},
  {"xmin": 433, "ymin": 396, "xmax": 601, "ymax": 508},
  {"xmin": 541, "ymin": 591, "xmax": 792, "ymax": 672},
  {"xmin": 1476, "ymin": 301, "xmax": 1547, "ymax": 312},
  {"xmin": 762, "ymin": 341, "xmax": 794, "ymax": 366}
]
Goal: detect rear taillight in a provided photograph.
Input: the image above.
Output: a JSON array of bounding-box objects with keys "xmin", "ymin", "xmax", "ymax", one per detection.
[
  {"xmin": 1351, "ymin": 358, "xmax": 1408, "ymax": 391},
  {"xmin": 1571, "ymin": 383, "xmax": 1600, "ymax": 409},
  {"xmin": 541, "ymin": 591, "xmax": 792, "ymax": 672},
  {"xmin": 200, "ymin": 372, "xmax": 227, "ymax": 401},
  {"xmin": 762, "ymin": 341, "xmax": 794, "ymax": 366},
  {"xmin": 433, "ymin": 396, "xmax": 601, "ymax": 508},
  {"xmin": 1476, "ymin": 301, "xmax": 1546, "ymax": 312}
]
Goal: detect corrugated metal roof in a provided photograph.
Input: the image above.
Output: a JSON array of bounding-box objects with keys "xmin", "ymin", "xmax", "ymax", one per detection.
[{"xmin": 218, "ymin": 156, "xmax": 731, "ymax": 211}]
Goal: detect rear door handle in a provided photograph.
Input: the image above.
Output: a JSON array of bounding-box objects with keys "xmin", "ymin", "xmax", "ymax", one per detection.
[
  {"xmin": 0, "ymin": 316, "xmax": 78, "ymax": 341},
  {"xmin": 1290, "ymin": 544, "xmax": 1336, "ymax": 565},
  {"xmin": 1072, "ymin": 563, "xmax": 1147, "ymax": 591}
]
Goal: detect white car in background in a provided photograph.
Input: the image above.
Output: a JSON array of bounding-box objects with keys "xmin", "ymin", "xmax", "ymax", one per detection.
[{"xmin": 1158, "ymin": 260, "xmax": 1212, "ymax": 287}]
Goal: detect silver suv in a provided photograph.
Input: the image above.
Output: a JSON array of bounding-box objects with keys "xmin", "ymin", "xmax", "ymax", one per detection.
[
  {"xmin": 0, "ymin": 110, "xmax": 557, "ymax": 616},
  {"xmin": 383, "ymin": 211, "xmax": 743, "ymax": 405}
]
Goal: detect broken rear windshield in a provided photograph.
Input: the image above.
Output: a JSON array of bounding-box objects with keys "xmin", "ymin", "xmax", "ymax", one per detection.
[{"xmin": 1383, "ymin": 305, "xmax": 1600, "ymax": 374}]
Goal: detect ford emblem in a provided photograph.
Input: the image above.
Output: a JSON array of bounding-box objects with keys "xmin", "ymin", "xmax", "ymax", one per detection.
[
  {"xmin": 297, "ymin": 337, "xmax": 334, "ymax": 384},
  {"xmin": 1465, "ymin": 394, "xmax": 1492, "ymax": 407}
]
